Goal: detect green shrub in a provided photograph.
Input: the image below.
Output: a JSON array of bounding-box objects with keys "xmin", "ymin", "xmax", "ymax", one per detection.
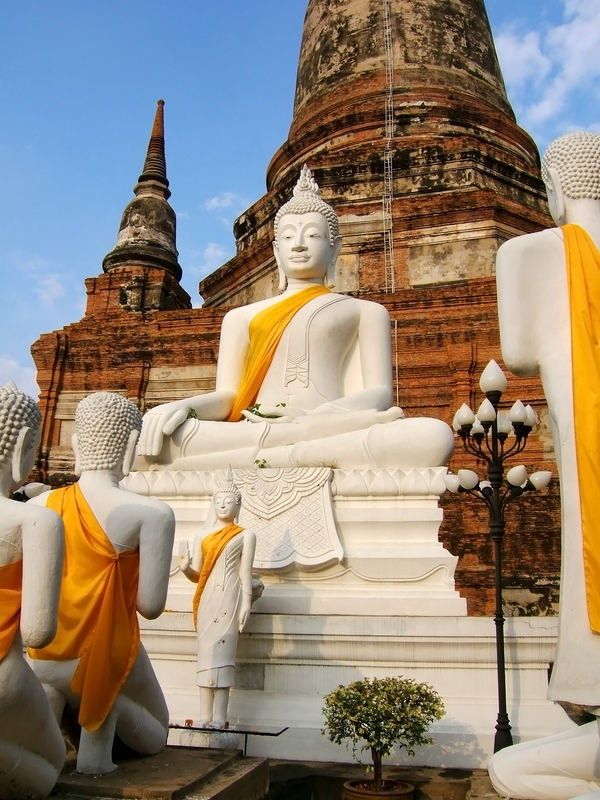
[{"xmin": 322, "ymin": 676, "xmax": 445, "ymax": 791}]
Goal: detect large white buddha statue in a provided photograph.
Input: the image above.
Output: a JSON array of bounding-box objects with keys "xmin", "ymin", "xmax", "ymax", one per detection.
[
  {"xmin": 489, "ymin": 131, "xmax": 600, "ymax": 800},
  {"xmin": 0, "ymin": 382, "xmax": 66, "ymax": 799},
  {"xmin": 137, "ymin": 166, "xmax": 453, "ymax": 471},
  {"xmin": 28, "ymin": 392, "xmax": 175, "ymax": 775}
]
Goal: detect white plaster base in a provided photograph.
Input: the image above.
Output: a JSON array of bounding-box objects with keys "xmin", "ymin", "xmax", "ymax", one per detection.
[
  {"xmin": 125, "ymin": 467, "xmax": 466, "ymax": 616},
  {"xmin": 143, "ymin": 614, "xmax": 571, "ymax": 769}
]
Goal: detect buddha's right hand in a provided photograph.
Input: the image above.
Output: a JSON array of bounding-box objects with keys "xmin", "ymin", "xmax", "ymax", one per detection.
[
  {"xmin": 138, "ymin": 401, "xmax": 191, "ymax": 456},
  {"xmin": 241, "ymin": 405, "xmax": 306, "ymax": 424}
]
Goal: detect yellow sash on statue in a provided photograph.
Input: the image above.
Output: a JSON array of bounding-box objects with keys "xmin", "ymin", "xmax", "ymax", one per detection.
[
  {"xmin": 28, "ymin": 484, "xmax": 140, "ymax": 731},
  {"xmin": 192, "ymin": 523, "xmax": 244, "ymax": 628},
  {"xmin": 564, "ymin": 223, "xmax": 600, "ymax": 633},
  {"xmin": 0, "ymin": 559, "xmax": 22, "ymax": 661},
  {"xmin": 227, "ymin": 285, "xmax": 331, "ymax": 421}
]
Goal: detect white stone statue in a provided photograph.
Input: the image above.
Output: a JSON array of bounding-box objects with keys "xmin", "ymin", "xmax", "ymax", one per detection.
[
  {"xmin": 28, "ymin": 392, "xmax": 175, "ymax": 775},
  {"xmin": 137, "ymin": 165, "xmax": 453, "ymax": 471},
  {"xmin": 489, "ymin": 131, "xmax": 600, "ymax": 800},
  {"xmin": 0, "ymin": 382, "xmax": 66, "ymax": 799},
  {"xmin": 179, "ymin": 474, "xmax": 260, "ymax": 728}
]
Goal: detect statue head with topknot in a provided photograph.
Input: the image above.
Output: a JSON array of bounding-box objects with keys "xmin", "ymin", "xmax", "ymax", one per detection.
[
  {"xmin": 542, "ymin": 131, "xmax": 600, "ymax": 224},
  {"xmin": 0, "ymin": 382, "xmax": 41, "ymax": 488},
  {"xmin": 209, "ymin": 466, "xmax": 242, "ymax": 526},
  {"xmin": 273, "ymin": 165, "xmax": 342, "ymax": 291},
  {"xmin": 74, "ymin": 392, "xmax": 142, "ymax": 476}
]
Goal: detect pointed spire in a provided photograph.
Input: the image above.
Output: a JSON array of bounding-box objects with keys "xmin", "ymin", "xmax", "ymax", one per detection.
[
  {"xmin": 135, "ymin": 98, "xmax": 170, "ymax": 199},
  {"xmin": 102, "ymin": 99, "xmax": 182, "ymax": 282}
]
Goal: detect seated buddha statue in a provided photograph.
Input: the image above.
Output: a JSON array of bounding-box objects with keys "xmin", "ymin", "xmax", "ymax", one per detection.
[{"xmin": 137, "ymin": 166, "xmax": 453, "ymax": 471}]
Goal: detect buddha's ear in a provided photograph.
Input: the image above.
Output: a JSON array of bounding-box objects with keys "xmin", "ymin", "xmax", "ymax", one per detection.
[
  {"xmin": 273, "ymin": 239, "xmax": 287, "ymax": 292},
  {"xmin": 71, "ymin": 433, "xmax": 82, "ymax": 476},
  {"xmin": 326, "ymin": 235, "xmax": 343, "ymax": 288},
  {"xmin": 545, "ymin": 165, "xmax": 566, "ymax": 226},
  {"xmin": 122, "ymin": 428, "xmax": 139, "ymax": 477},
  {"xmin": 11, "ymin": 426, "xmax": 33, "ymax": 486}
]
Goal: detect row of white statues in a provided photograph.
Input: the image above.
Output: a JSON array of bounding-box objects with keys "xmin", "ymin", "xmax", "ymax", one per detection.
[
  {"xmin": 0, "ymin": 387, "xmax": 176, "ymax": 796},
  {"xmin": 1, "ymin": 137, "xmax": 599, "ymax": 798},
  {"xmin": 0, "ymin": 383, "xmax": 264, "ymax": 796}
]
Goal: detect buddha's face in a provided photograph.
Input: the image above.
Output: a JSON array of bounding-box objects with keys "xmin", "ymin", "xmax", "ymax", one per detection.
[
  {"xmin": 274, "ymin": 212, "xmax": 339, "ymax": 283},
  {"xmin": 214, "ymin": 491, "xmax": 240, "ymax": 522}
]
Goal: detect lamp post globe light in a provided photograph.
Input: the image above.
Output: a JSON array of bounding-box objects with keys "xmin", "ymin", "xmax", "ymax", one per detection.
[{"xmin": 446, "ymin": 359, "xmax": 552, "ymax": 753}]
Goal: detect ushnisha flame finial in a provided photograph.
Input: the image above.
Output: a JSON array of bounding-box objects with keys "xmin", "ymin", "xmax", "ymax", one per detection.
[
  {"xmin": 293, "ymin": 163, "xmax": 321, "ymax": 198},
  {"xmin": 220, "ymin": 465, "xmax": 242, "ymax": 505}
]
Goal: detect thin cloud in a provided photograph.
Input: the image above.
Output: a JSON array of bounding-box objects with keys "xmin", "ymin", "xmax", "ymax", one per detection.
[
  {"xmin": 0, "ymin": 357, "xmax": 39, "ymax": 399},
  {"xmin": 495, "ymin": 30, "xmax": 551, "ymax": 89},
  {"xmin": 183, "ymin": 242, "xmax": 232, "ymax": 279},
  {"xmin": 495, "ymin": 0, "xmax": 600, "ymax": 146},
  {"xmin": 202, "ymin": 191, "xmax": 246, "ymax": 212},
  {"xmin": 33, "ymin": 275, "xmax": 66, "ymax": 307},
  {"xmin": 12, "ymin": 253, "xmax": 67, "ymax": 308},
  {"xmin": 202, "ymin": 242, "xmax": 229, "ymax": 267}
]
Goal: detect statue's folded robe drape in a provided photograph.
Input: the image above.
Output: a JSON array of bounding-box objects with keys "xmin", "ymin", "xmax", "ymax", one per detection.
[
  {"xmin": 192, "ymin": 523, "xmax": 244, "ymax": 628},
  {"xmin": 564, "ymin": 223, "xmax": 600, "ymax": 633},
  {"xmin": 227, "ymin": 285, "xmax": 331, "ymax": 421},
  {"xmin": 28, "ymin": 484, "xmax": 139, "ymax": 731},
  {"xmin": 0, "ymin": 559, "xmax": 22, "ymax": 661}
]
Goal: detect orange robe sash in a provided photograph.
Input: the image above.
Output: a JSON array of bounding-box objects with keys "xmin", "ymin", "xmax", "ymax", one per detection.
[
  {"xmin": 227, "ymin": 285, "xmax": 331, "ymax": 421},
  {"xmin": 564, "ymin": 223, "xmax": 600, "ymax": 633},
  {"xmin": 0, "ymin": 559, "xmax": 22, "ymax": 661},
  {"xmin": 192, "ymin": 523, "xmax": 244, "ymax": 628},
  {"xmin": 28, "ymin": 484, "xmax": 140, "ymax": 731}
]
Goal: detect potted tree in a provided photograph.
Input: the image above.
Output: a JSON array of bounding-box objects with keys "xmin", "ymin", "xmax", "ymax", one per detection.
[{"xmin": 322, "ymin": 676, "xmax": 445, "ymax": 799}]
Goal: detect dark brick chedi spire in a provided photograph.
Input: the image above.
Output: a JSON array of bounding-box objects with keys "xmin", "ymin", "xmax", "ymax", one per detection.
[
  {"xmin": 203, "ymin": 0, "xmax": 550, "ymax": 306},
  {"xmin": 102, "ymin": 99, "xmax": 182, "ymax": 281},
  {"xmin": 137, "ymin": 98, "xmax": 170, "ymax": 191},
  {"xmin": 268, "ymin": 0, "xmax": 544, "ymax": 217}
]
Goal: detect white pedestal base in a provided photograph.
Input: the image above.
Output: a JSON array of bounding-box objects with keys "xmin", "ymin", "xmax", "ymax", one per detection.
[
  {"xmin": 143, "ymin": 614, "xmax": 571, "ymax": 769},
  {"xmin": 125, "ymin": 466, "xmax": 466, "ymax": 616}
]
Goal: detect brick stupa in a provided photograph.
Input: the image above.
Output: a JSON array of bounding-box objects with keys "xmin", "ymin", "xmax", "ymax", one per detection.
[{"xmin": 31, "ymin": 0, "xmax": 559, "ymax": 615}]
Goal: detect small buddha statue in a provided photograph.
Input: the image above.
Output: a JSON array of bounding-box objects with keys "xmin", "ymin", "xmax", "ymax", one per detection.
[{"xmin": 179, "ymin": 473, "xmax": 261, "ymax": 728}]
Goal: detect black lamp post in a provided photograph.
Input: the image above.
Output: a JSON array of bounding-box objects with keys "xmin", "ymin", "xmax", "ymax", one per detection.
[{"xmin": 446, "ymin": 359, "xmax": 551, "ymax": 753}]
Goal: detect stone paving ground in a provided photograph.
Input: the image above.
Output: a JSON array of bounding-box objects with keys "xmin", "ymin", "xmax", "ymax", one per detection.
[
  {"xmin": 46, "ymin": 747, "xmax": 505, "ymax": 800},
  {"xmin": 266, "ymin": 760, "xmax": 503, "ymax": 800},
  {"xmin": 47, "ymin": 746, "xmax": 268, "ymax": 799}
]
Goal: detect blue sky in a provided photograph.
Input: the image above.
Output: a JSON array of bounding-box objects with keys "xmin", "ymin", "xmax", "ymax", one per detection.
[{"xmin": 1, "ymin": 0, "xmax": 599, "ymax": 399}]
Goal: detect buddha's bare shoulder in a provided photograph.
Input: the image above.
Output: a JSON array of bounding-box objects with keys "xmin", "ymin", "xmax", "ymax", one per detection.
[
  {"xmin": 221, "ymin": 296, "xmax": 279, "ymax": 325},
  {"xmin": 344, "ymin": 294, "xmax": 391, "ymax": 322},
  {"xmin": 498, "ymin": 227, "xmax": 563, "ymax": 260},
  {"xmin": 4, "ymin": 497, "xmax": 63, "ymax": 530},
  {"xmin": 115, "ymin": 488, "xmax": 175, "ymax": 519}
]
